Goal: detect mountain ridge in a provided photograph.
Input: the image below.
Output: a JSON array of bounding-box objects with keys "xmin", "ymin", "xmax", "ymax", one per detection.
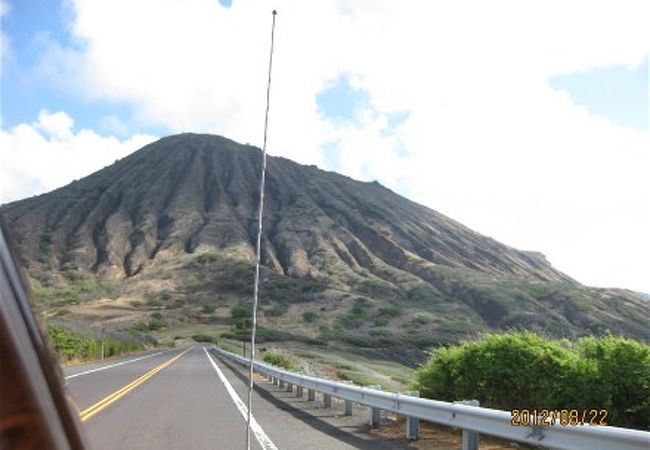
[
  {"xmin": 1, "ymin": 133, "xmax": 570, "ymax": 281},
  {"xmin": 2, "ymin": 133, "xmax": 648, "ymax": 362}
]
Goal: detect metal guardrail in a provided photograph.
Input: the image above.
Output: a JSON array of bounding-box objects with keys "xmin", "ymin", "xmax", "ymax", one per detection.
[{"xmin": 212, "ymin": 346, "xmax": 650, "ymax": 450}]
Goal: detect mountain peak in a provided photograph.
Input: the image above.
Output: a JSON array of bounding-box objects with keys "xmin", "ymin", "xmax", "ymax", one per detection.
[
  {"xmin": 0, "ymin": 133, "xmax": 573, "ymax": 281},
  {"xmin": 2, "ymin": 133, "xmax": 648, "ymax": 350}
]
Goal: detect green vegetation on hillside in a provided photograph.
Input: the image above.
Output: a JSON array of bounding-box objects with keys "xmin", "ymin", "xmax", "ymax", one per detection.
[
  {"xmin": 32, "ymin": 270, "xmax": 118, "ymax": 305},
  {"xmin": 47, "ymin": 325, "xmax": 139, "ymax": 363},
  {"xmin": 185, "ymin": 252, "xmax": 329, "ymax": 302},
  {"xmin": 262, "ymin": 350, "xmax": 295, "ymax": 370},
  {"xmin": 192, "ymin": 334, "xmax": 217, "ymax": 343},
  {"xmin": 4, "ymin": 134, "xmax": 649, "ymax": 374},
  {"xmin": 415, "ymin": 332, "xmax": 650, "ymax": 429}
]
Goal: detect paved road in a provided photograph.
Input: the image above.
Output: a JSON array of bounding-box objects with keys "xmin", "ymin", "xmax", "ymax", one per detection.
[{"xmin": 63, "ymin": 346, "xmax": 402, "ymax": 450}]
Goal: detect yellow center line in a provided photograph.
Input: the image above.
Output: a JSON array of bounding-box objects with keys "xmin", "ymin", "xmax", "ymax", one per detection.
[{"xmin": 79, "ymin": 347, "xmax": 192, "ymax": 422}]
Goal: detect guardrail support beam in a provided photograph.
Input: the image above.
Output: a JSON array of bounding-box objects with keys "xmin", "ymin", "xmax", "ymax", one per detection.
[
  {"xmin": 406, "ymin": 416, "xmax": 419, "ymax": 440},
  {"xmin": 405, "ymin": 390, "xmax": 420, "ymax": 440},
  {"xmin": 369, "ymin": 407, "xmax": 381, "ymax": 427},
  {"xmin": 455, "ymin": 399, "xmax": 480, "ymax": 450},
  {"xmin": 323, "ymin": 393, "xmax": 332, "ymax": 408},
  {"xmin": 344, "ymin": 400, "xmax": 353, "ymax": 416},
  {"xmin": 462, "ymin": 429, "xmax": 479, "ymax": 450},
  {"xmin": 296, "ymin": 386, "xmax": 303, "ymax": 397},
  {"xmin": 308, "ymin": 389, "xmax": 315, "ymax": 401},
  {"xmin": 286, "ymin": 382, "xmax": 293, "ymax": 393}
]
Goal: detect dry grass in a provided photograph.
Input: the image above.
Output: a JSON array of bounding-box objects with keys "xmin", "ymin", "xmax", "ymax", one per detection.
[{"xmin": 370, "ymin": 418, "xmax": 528, "ymax": 450}]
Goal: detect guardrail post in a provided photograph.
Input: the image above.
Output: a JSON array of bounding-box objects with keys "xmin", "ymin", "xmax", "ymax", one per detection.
[
  {"xmin": 308, "ymin": 389, "xmax": 315, "ymax": 401},
  {"xmin": 368, "ymin": 385, "xmax": 382, "ymax": 427},
  {"xmin": 455, "ymin": 400, "xmax": 480, "ymax": 450},
  {"xmin": 323, "ymin": 393, "xmax": 332, "ymax": 408},
  {"xmin": 462, "ymin": 429, "xmax": 479, "ymax": 450},
  {"xmin": 369, "ymin": 407, "xmax": 381, "ymax": 427},
  {"xmin": 296, "ymin": 386, "xmax": 303, "ymax": 397},
  {"xmin": 279, "ymin": 380, "xmax": 285, "ymax": 389},
  {"xmin": 286, "ymin": 382, "xmax": 293, "ymax": 393},
  {"xmin": 404, "ymin": 391, "xmax": 420, "ymax": 440},
  {"xmin": 339, "ymin": 380, "xmax": 353, "ymax": 416}
]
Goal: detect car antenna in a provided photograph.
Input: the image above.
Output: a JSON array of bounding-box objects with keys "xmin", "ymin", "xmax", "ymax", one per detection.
[{"xmin": 246, "ymin": 9, "xmax": 277, "ymax": 450}]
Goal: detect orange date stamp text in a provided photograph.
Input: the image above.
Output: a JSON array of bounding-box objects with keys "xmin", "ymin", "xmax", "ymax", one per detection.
[{"xmin": 510, "ymin": 409, "xmax": 608, "ymax": 427}]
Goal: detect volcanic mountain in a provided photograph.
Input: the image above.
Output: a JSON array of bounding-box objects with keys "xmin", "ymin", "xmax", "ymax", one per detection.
[{"xmin": 2, "ymin": 134, "xmax": 647, "ymax": 362}]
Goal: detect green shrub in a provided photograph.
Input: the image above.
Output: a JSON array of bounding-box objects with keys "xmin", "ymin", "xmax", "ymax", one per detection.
[
  {"xmin": 265, "ymin": 304, "xmax": 288, "ymax": 317},
  {"xmin": 48, "ymin": 325, "xmax": 98, "ymax": 361},
  {"xmin": 146, "ymin": 298, "xmax": 162, "ymax": 308},
  {"xmin": 335, "ymin": 369, "xmax": 377, "ymax": 387},
  {"xmin": 406, "ymin": 313, "xmax": 429, "ymax": 328},
  {"xmin": 370, "ymin": 328, "xmax": 391, "ymax": 337},
  {"xmin": 302, "ymin": 311, "xmax": 318, "ymax": 323},
  {"xmin": 374, "ymin": 317, "xmax": 389, "ymax": 327},
  {"xmin": 231, "ymin": 305, "xmax": 252, "ymax": 320},
  {"xmin": 183, "ymin": 277, "xmax": 208, "ymax": 293},
  {"xmin": 377, "ymin": 305, "xmax": 403, "ymax": 318},
  {"xmin": 354, "ymin": 297, "xmax": 370, "ymax": 308},
  {"xmin": 231, "ymin": 305, "xmax": 252, "ymax": 334},
  {"xmin": 159, "ymin": 339, "xmax": 176, "ymax": 348},
  {"xmin": 573, "ymin": 335, "xmax": 650, "ymax": 428},
  {"xmin": 147, "ymin": 319, "xmax": 165, "ymax": 331},
  {"xmin": 414, "ymin": 332, "xmax": 650, "ymax": 429},
  {"xmin": 202, "ymin": 304, "xmax": 216, "ymax": 314},
  {"xmin": 102, "ymin": 338, "xmax": 139, "ymax": 357},
  {"xmin": 131, "ymin": 321, "xmax": 149, "ymax": 332},
  {"xmin": 262, "ymin": 350, "xmax": 295, "ymax": 370},
  {"xmin": 340, "ymin": 315, "xmax": 364, "ymax": 329},
  {"xmin": 192, "ymin": 334, "xmax": 216, "ymax": 343},
  {"xmin": 264, "ymin": 277, "xmax": 328, "ymax": 300},
  {"xmin": 47, "ymin": 325, "xmax": 138, "ymax": 362},
  {"xmin": 195, "ymin": 252, "xmax": 221, "ymax": 265}
]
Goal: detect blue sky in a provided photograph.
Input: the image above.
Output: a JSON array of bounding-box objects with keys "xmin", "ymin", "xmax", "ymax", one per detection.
[
  {"xmin": 317, "ymin": 76, "xmax": 370, "ymax": 124},
  {"xmin": 549, "ymin": 58, "xmax": 648, "ymax": 131},
  {"xmin": 2, "ymin": 0, "xmax": 77, "ymax": 125},
  {"xmin": 1, "ymin": 0, "xmax": 649, "ymax": 293},
  {"xmin": 3, "ymin": 0, "xmax": 646, "ymax": 137},
  {"xmin": 1, "ymin": 0, "xmax": 170, "ymax": 136}
]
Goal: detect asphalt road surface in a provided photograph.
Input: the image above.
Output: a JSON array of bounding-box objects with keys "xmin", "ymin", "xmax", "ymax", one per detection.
[{"xmin": 63, "ymin": 346, "xmax": 403, "ymax": 450}]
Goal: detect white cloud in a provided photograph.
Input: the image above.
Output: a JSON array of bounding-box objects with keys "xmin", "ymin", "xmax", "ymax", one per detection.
[
  {"xmin": 0, "ymin": 110, "xmax": 157, "ymax": 203},
  {"xmin": 34, "ymin": 109, "xmax": 74, "ymax": 139},
  {"xmin": 8, "ymin": 0, "xmax": 650, "ymax": 291}
]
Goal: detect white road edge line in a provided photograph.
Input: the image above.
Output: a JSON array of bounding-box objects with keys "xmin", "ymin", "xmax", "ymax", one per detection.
[
  {"xmin": 65, "ymin": 350, "xmax": 167, "ymax": 380},
  {"xmin": 203, "ymin": 347, "xmax": 279, "ymax": 450}
]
